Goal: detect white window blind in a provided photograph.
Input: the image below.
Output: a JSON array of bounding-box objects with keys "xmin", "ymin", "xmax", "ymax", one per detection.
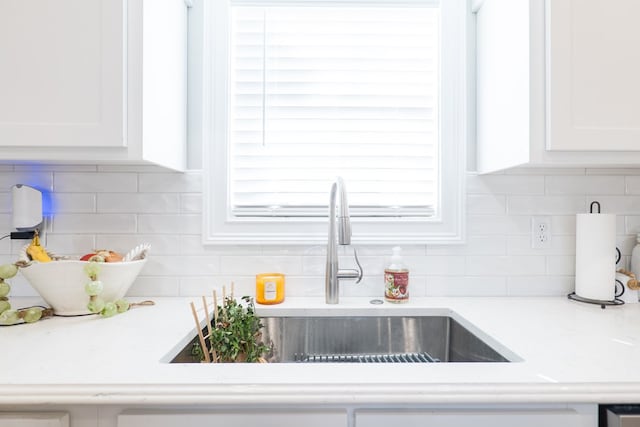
[{"xmin": 228, "ymin": 2, "xmax": 440, "ymax": 218}]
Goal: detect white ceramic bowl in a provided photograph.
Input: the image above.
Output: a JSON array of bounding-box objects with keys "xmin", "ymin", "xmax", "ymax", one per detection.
[{"xmin": 20, "ymin": 259, "xmax": 147, "ymax": 316}]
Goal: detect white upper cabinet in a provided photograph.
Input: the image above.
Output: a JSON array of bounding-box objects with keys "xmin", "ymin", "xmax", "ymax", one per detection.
[
  {"xmin": 476, "ymin": 0, "xmax": 640, "ymax": 173},
  {"xmin": 0, "ymin": 0, "xmax": 124, "ymax": 149},
  {"xmin": 547, "ymin": 0, "xmax": 640, "ymax": 151},
  {"xmin": 0, "ymin": 0, "xmax": 187, "ymax": 170}
]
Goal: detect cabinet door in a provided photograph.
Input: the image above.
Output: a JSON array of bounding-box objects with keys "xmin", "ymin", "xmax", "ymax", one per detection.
[
  {"xmin": 547, "ymin": 0, "xmax": 640, "ymax": 151},
  {"xmin": 0, "ymin": 412, "xmax": 69, "ymax": 427},
  {"xmin": 355, "ymin": 408, "xmax": 595, "ymax": 427},
  {"xmin": 0, "ymin": 0, "xmax": 124, "ymax": 148},
  {"xmin": 118, "ymin": 410, "xmax": 348, "ymax": 427}
]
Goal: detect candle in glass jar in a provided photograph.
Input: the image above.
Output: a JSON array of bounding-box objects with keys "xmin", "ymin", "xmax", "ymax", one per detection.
[{"xmin": 255, "ymin": 273, "xmax": 285, "ymax": 305}]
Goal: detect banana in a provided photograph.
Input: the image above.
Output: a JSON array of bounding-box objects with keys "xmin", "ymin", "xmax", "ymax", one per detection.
[{"xmin": 27, "ymin": 231, "xmax": 52, "ymax": 263}]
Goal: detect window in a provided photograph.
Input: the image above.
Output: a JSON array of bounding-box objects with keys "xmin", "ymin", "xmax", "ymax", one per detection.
[{"xmin": 202, "ymin": 0, "xmax": 467, "ymax": 245}]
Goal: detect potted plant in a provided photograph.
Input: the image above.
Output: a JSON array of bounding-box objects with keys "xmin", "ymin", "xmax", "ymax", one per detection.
[{"xmin": 191, "ymin": 293, "xmax": 270, "ymax": 363}]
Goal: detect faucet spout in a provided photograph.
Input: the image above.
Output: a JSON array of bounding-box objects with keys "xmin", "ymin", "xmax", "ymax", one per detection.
[{"xmin": 326, "ymin": 178, "xmax": 363, "ymax": 304}]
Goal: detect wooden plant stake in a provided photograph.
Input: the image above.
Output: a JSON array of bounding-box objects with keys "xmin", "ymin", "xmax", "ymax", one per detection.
[
  {"xmin": 189, "ymin": 301, "xmax": 210, "ymax": 363},
  {"xmin": 202, "ymin": 295, "xmax": 212, "ymax": 348}
]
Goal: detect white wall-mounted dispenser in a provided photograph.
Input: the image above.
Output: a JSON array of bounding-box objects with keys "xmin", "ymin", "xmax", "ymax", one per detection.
[{"xmin": 12, "ymin": 184, "xmax": 43, "ymax": 231}]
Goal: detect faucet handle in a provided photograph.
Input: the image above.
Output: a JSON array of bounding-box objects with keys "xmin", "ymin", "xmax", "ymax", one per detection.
[
  {"xmin": 336, "ymin": 248, "xmax": 364, "ymax": 284},
  {"xmin": 353, "ymin": 248, "xmax": 363, "ymax": 284}
]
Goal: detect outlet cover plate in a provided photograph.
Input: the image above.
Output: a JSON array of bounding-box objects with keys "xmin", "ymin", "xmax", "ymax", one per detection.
[{"xmin": 531, "ymin": 216, "xmax": 552, "ymax": 249}]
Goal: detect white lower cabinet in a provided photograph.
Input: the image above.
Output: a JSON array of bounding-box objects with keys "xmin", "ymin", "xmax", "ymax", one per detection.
[
  {"xmin": 355, "ymin": 405, "xmax": 597, "ymax": 427},
  {"xmin": 0, "ymin": 412, "xmax": 69, "ymax": 427},
  {"xmin": 0, "ymin": 404, "xmax": 599, "ymax": 427},
  {"xmin": 117, "ymin": 409, "xmax": 348, "ymax": 427}
]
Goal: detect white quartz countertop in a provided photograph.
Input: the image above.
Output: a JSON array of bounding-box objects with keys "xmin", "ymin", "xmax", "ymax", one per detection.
[{"xmin": 3, "ymin": 296, "xmax": 640, "ymax": 405}]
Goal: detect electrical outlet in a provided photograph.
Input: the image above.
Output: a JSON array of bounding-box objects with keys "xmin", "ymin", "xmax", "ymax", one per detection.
[{"xmin": 531, "ymin": 216, "xmax": 552, "ymax": 249}]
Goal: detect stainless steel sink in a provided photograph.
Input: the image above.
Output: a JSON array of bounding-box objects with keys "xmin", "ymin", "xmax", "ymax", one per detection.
[{"xmin": 169, "ymin": 315, "xmax": 514, "ymax": 363}]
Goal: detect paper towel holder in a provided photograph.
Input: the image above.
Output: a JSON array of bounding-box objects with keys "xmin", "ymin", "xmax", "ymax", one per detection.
[
  {"xmin": 568, "ymin": 246, "xmax": 624, "ymax": 308},
  {"xmin": 567, "ymin": 245, "xmax": 624, "ymax": 308},
  {"xmin": 568, "ymin": 292, "xmax": 624, "ymax": 309},
  {"xmin": 568, "ymin": 200, "xmax": 624, "ymax": 309}
]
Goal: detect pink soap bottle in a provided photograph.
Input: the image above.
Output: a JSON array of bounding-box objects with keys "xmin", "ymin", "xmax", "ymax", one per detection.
[{"xmin": 384, "ymin": 246, "xmax": 409, "ymax": 303}]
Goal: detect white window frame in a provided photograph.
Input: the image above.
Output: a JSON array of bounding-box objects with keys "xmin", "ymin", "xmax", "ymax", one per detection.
[{"xmin": 202, "ymin": 0, "xmax": 467, "ymax": 245}]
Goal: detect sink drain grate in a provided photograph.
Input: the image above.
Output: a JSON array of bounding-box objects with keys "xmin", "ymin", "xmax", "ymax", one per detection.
[{"xmin": 293, "ymin": 352, "xmax": 440, "ymax": 363}]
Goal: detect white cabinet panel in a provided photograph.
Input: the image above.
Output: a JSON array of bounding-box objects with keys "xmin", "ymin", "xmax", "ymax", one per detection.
[
  {"xmin": 0, "ymin": 0, "xmax": 187, "ymax": 170},
  {"xmin": 0, "ymin": 412, "xmax": 69, "ymax": 427},
  {"xmin": 0, "ymin": 0, "xmax": 124, "ymax": 148},
  {"xmin": 547, "ymin": 0, "xmax": 640, "ymax": 151},
  {"xmin": 475, "ymin": 0, "xmax": 640, "ymax": 172},
  {"xmin": 476, "ymin": 0, "xmax": 538, "ymax": 173},
  {"xmin": 355, "ymin": 407, "xmax": 596, "ymax": 427},
  {"xmin": 118, "ymin": 409, "xmax": 348, "ymax": 427}
]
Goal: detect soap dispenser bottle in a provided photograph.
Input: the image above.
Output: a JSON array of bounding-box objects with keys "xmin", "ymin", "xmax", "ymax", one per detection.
[{"xmin": 384, "ymin": 246, "xmax": 409, "ymax": 303}]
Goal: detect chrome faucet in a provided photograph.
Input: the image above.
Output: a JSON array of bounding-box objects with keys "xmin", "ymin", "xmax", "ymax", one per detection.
[{"xmin": 325, "ymin": 177, "xmax": 363, "ymax": 304}]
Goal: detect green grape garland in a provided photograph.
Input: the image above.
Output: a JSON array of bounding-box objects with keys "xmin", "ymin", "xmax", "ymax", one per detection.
[
  {"xmin": 83, "ymin": 262, "xmax": 144, "ymax": 317},
  {"xmin": 0, "ymin": 262, "xmax": 53, "ymax": 326}
]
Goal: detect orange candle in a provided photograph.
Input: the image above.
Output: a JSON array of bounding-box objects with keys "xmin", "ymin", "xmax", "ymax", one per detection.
[{"xmin": 255, "ymin": 273, "xmax": 285, "ymax": 305}]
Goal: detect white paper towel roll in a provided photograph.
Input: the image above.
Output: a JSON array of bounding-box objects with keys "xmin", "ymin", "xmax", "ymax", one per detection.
[{"xmin": 575, "ymin": 212, "xmax": 617, "ymax": 301}]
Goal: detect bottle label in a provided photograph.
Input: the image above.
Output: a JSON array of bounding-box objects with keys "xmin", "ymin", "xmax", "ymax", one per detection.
[
  {"xmin": 384, "ymin": 270, "xmax": 409, "ymax": 302},
  {"xmin": 264, "ymin": 280, "xmax": 277, "ymax": 301}
]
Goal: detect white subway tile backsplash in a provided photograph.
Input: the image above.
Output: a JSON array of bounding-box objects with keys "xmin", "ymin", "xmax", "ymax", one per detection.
[
  {"xmin": 426, "ymin": 276, "xmax": 507, "ymax": 296},
  {"xmin": 148, "ymin": 255, "xmax": 220, "ymax": 276},
  {"xmin": 414, "ymin": 256, "xmax": 464, "ymax": 276},
  {"xmin": 0, "ymin": 171, "xmax": 53, "ymax": 192},
  {"xmin": 97, "ymin": 193, "xmax": 180, "ymax": 213},
  {"xmin": 589, "ymin": 196, "xmax": 640, "ymax": 214},
  {"xmin": 128, "ymin": 277, "xmax": 180, "ymax": 297},
  {"xmin": 506, "ymin": 167, "xmax": 585, "ymax": 176},
  {"xmin": 546, "ymin": 255, "xmax": 575, "ymax": 276},
  {"xmin": 545, "ymin": 175, "xmax": 626, "ymax": 195},
  {"xmin": 96, "ymin": 234, "xmax": 180, "ymax": 256},
  {"xmin": 427, "ymin": 236, "xmax": 507, "ymax": 256},
  {"xmin": 263, "ymin": 244, "xmax": 323, "ymax": 256},
  {"xmin": 466, "ymin": 255, "xmax": 546, "ymax": 276},
  {"xmin": 507, "ymin": 235, "xmax": 576, "ymax": 256},
  {"xmin": 507, "ymin": 195, "xmax": 586, "ymax": 215},
  {"xmin": 180, "ymin": 194, "xmax": 202, "ymax": 213},
  {"xmin": 506, "ymin": 276, "xmax": 574, "ymax": 296},
  {"xmin": 54, "ymin": 213, "xmax": 137, "ymax": 233},
  {"xmin": 589, "ymin": 168, "xmax": 640, "ymax": 176},
  {"xmin": 44, "ymin": 234, "xmax": 96, "ymax": 256},
  {"xmin": 3, "ymin": 166, "xmax": 640, "ymax": 299},
  {"xmin": 551, "ymin": 215, "xmax": 577, "ymax": 235},
  {"xmin": 0, "ymin": 236, "xmax": 14, "ymax": 255},
  {"xmin": 342, "ymin": 275, "xmax": 401, "ymax": 298},
  {"xmin": 138, "ymin": 214, "xmax": 201, "ymax": 234},
  {"xmin": 626, "ymin": 177, "xmax": 640, "ymax": 195},
  {"xmin": 0, "ymin": 193, "xmax": 11, "ymax": 213},
  {"xmin": 220, "ymin": 255, "xmax": 303, "ymax": 276},
  {"xmin": 52, "ymin": 193, "xmax": 96, "ymax": 213},
  {"xmin": 138, "ymin": 171, "xmax": 202, "ymax": 193},
  {"xmin": 16, "ymin": 164, "xmax": 97, "ymax": 172},
  {"xmin": 98, "ymin": 164, "xmax": 167, "ymax": 173},
  {"xmin": 467, "ymin": 174, "xmax": 545, "ymax": 195},
  {"xmin": 467, "ymin": 215, "xmax": 531, "ymax": 236},
  {"xmin": 301, "ymin": 255, "xmax": 327, "ymax": 276},
  {"xmin": 466, "ymin": 194, "xmax": 507, "ymax": 215},
  {"xmin": 179, "ymin": 276, "xmax": 253, "ymax": 298},
  {"xmin": 54, "ymin": 172, "xmax": 137, "ymax": 193},
  {"xmin": 285, "ymin": 276, "xmax": 325, "ymax": 297}
]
